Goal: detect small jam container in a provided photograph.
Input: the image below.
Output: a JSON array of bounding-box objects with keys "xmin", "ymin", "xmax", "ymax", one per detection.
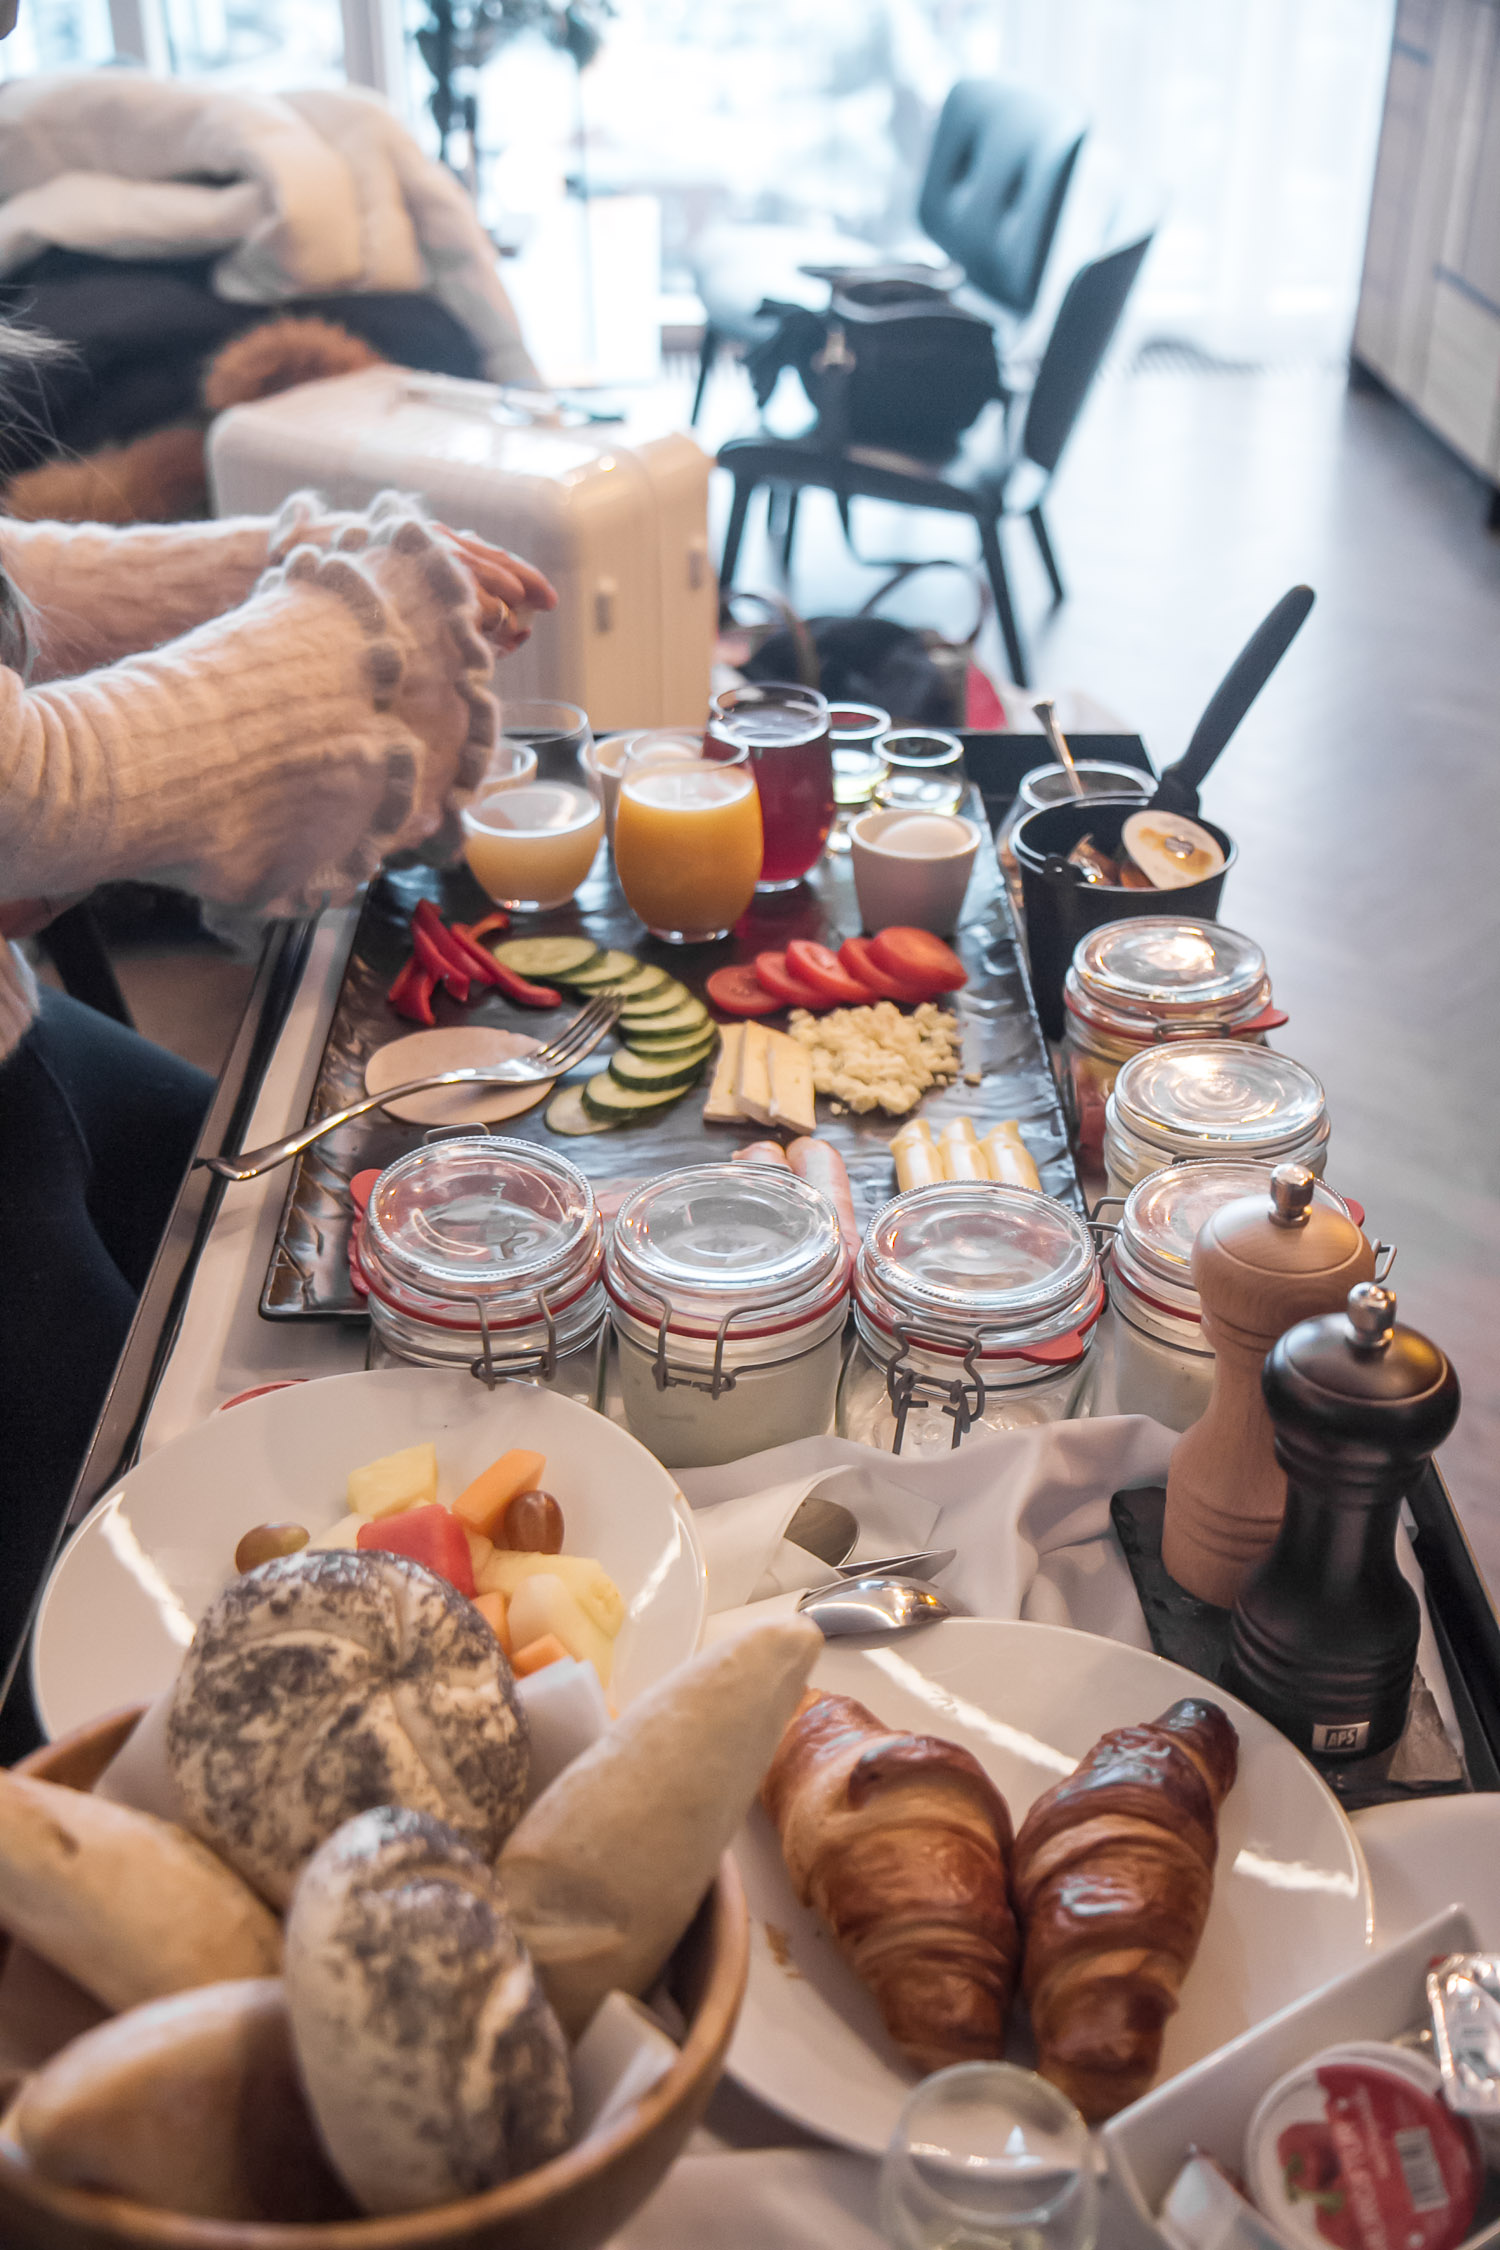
[
  {"xmin": 1103, "ymin": 1039, "xmax": 1330, "ymax": 1199},
  {"xmin": 358, "ymin": 1136, "xmax": 607, "ymax": 1400},
  {"xmin": 1061, "ymin": 916, "xmax": 1285, "ymax": 1162},
  {"xmin": 605, "ymin": 1165, "xmax": 850, "ymax": 1469},
  {"xmin": 1245, "ymin": 2041, "xmax": 1482, "ymax": 2250},
  {"xmin": 1108, "ymin": 1162, "xmax": 1357, "ymax": 1432},
  {"xmin": 837, "ymin": 1182, "xmax": 1104, "ymax": 1456}
]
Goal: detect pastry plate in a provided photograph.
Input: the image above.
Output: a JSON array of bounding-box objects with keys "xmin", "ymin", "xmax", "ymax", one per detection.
[
  {"xmin": 31, "ymin": 1370, "xmax": 706, "ymax": 1739},
  {"xmin": 729, "ymin": 1618, "xmax": 1373, "ymax": 2154}
]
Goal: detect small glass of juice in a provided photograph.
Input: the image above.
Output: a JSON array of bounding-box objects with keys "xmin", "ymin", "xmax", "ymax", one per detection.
[
  {"xmin": 707, "ymin": 682, "xmax": 834, "ymax": 891},
  {"xmin": 614, "ymin": 741, "xmax": 763, "ymax": 942},
  {"xmin": 462, "ymin": 742, "xmax": 604, "ymax": 912}
]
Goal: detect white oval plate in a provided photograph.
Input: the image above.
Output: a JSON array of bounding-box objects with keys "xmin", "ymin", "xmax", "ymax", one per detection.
[
  {"xmin": 33, "ymin": 1370, "xmax": 705, "ymax": 1738},
  {"xmin": 1353, "ymin": 1794, "xmax": 1500, "ymax": 1949},
  {"xmin": 730, "ymin": 1619, "xmax": 1372, "ymax": 2153}
]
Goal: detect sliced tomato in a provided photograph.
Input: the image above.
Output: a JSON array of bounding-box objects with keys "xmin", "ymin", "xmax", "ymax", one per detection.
[
  {"xmin": 869, "ymin": 926, "xmax": 967, "ymax": 993},
  {"xmin": 838, "ymin": 935, "xmax": 936, "ymax": 1004},
  {"xmin": 706, "ymin": 963, "xmax": 781, "ymax": 1017},
  {"xmin": 754, "ymin": 949, "xmax": 827, "ymax": 1009},
  {"xmin": 785, "ymin": 939, "xmax": 873, "ymax": 1007}
]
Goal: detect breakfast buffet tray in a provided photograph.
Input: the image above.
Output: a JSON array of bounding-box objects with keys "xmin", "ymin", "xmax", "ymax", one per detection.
[{"xmin": 260, "ymin": 733, "xmax": 1142, "ymax": 1320}]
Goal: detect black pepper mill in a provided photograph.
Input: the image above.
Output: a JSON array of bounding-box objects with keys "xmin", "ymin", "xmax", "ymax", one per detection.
[{"xmin": 1226, "ymin": 1282, "xmax": 1460, "ymax": 1761}]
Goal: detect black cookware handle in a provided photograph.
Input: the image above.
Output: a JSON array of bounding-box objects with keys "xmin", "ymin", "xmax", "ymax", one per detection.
[{"xmin": 1153, "ymin": 585, "xmax": 1316, "ymax": 815}]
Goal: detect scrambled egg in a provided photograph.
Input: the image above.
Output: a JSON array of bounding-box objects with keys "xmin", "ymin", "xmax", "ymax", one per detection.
[{"xmin": 787, "ymin": 1001, "xmax": 961, "ymax": 1116}]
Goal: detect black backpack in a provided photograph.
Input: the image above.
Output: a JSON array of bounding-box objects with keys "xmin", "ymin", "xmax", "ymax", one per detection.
[{"xmin": 744, "ymin": 276, "xmax": 1003, "ymax": 460}]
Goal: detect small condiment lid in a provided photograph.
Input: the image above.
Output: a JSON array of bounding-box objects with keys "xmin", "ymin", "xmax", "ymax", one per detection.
[
  {"xmin": 362, "ymin": 1136, "xmax": 601, "ymax": 1311},
  {"xmin": 606, "ymin": 1165, "xmax": 848, "ymax": 1338},
  {"xmin": 1245, "ymin": 2041, "xmax": 1481, "ymax": 2250},
  {"xmin": 854, "ymin": 1182, "xmax": 1103, "ymax": 1356},
  {"xmin": 1066, "ymin": 916, "xmax": 1272, "ymax": 1039},
  {"xmin": 1112, "ymin": 1039, "xmax": 1328, "ymax": 1161},
  {"xmin": 1115, "ymin": 1161, "xmax": 1353, "ymax": 1311},
  {"xmin": 1267, "ymin": 1284, "xmax": 1462, "ymax": 1452}
]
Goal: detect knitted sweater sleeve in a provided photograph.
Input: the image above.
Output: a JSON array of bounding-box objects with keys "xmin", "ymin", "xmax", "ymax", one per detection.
[
  {"xmin": 0, "ymin": 506, "xmax": 497, "ymax": 1056},
  {"xmin": 0, "ymin": 493, "xmax": 362, "ymax": 681}
]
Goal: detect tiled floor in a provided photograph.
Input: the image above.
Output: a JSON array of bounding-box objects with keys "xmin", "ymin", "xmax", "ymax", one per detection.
[{"xmin": 99, "ymin": 354, "xmax": 1500, "ymax": 1588}]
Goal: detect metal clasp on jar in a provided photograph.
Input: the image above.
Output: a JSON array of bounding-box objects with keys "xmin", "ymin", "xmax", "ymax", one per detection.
[
  {"xmin": 877, "ymin": 1322, "xmax": 1015, "ymax": 1454},
  {"xmin": 634, "ymin": 1283, "xmax": 824, "ymax": 1399},
  {"xmin": 468, "ymin": 1287, "xmax": 558, "ymax": 1390}
]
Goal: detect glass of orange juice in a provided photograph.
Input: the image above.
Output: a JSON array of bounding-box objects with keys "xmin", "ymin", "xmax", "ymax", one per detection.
[
  {"xmin": 462, "ymin": 741, "xmax": 604, "ymax": 912},
  {"xmin": 614, "ymin": 741, "xmax": 763, "ymax": 942}
]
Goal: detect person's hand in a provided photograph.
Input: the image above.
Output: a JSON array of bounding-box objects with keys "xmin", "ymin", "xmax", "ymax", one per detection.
[
  {"xmin": 0, "ymin": 896, "xmax": 66, "ymax": 940},
  {"xmin": 434, "ymin": 528, "xmax": 558, "ymax": 655}
]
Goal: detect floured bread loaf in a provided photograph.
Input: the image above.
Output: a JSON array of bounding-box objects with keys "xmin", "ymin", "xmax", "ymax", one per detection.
[
  {"xmin": 0, "ymin": 1772, "xmax": 281, "ymax": 2012},
  {"xmin": 8, "ymin": 1978, "xmax": 348, "ymax": 2222},
  {"xmin": 500, "ymin": 1617, "xmax": 821, "ymax": 2036},
  {"xmin": 285, "ymin": 1806, "xmax": 572, "ymax": 2216},
  {"xmin": 168, "ymin": 1548, "xmax": 529, "ymax": 1907}
]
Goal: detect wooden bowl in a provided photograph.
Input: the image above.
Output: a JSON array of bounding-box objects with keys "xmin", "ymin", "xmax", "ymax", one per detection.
[{"xmin": 0, "ymin": 1710, "xmax": 749, "ymax": 2250}]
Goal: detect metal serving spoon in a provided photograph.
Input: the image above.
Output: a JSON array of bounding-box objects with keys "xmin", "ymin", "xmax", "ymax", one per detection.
[{"xmin": 796, "ymin": 1574, "xmax": 952, "ymax": 1637}]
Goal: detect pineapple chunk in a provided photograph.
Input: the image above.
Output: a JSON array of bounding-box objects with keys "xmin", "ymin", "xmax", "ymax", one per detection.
[
  {"xmin": 475, "ymin": 1551, "xmax": 625, "ymax": 1641},
  {"xmin": 307, "ymin": 1512, "xmax": 365, "ymax": 1551},
  {"xmin": 346, "ymin": 1441, "xmax": 439, "ymax": 1518},
  {"xmin": 506, "ymin": 1573, "xmax": 614, "ymax": 1687}
]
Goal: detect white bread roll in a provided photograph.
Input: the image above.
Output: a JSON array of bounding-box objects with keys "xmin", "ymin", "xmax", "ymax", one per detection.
[
  {"xmin": 285, "ymin": 1806, "xmax": 572, "ymax": 2216},
  {"xmin": 8, "ymin": 1978, "xmax": 348, "ymax": 2222},
  {"xmin": 168, "ymin": 1548, "xmax": 529, "ymax": 1907},
  {"xmin": 0, "ymin": 1772, "xmax": 281, "ymax": 2012},
  {"xmin": 499, "ymin": 1617, "xmax": 821, "ymax": 2035}
]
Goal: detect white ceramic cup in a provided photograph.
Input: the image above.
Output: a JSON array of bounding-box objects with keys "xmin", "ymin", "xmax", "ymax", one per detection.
[{"xmin": 849, "ymin": 807, "xmax": 981, "ymax": 935}]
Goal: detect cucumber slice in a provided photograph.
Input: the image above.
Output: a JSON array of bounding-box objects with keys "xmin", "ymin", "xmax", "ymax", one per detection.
[
  {"xmin": 545, "ymin": 1084, "xmax": 616, "ymax": 1135},
  {"xmin": 491, "ymin": 936, "xmax": 603, "ymax": 981},
  {"xmin": 581, "ymin": 1072, "xmax": 691, "ymax": 1123},
  {"xmin": 566, "ymin": 949, "xmax": 642, "ymax": 989},
  {"xmin": 616, "ymin": 980, "xmax": 692, "ymax": 1020},
  {"xmin": 610, "ymin": 1046, "xmax": 712, "ymax": 1093},
  {"xmin": 622, "ymin": 1025, "xmax": 718, "ymax": 1055},
  {"xmin": 618, "ymin": 997, "xmax": 709, "ymax": 1039},
  {"xmin": 594, "ymin": 963, "xmax": 672, "ymax": 1002}
]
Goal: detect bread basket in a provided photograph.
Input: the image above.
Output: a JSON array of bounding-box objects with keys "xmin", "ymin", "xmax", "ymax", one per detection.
[{"xmin": 0, "ymin": 1709, "xmax": 749, "ymax": 2250}]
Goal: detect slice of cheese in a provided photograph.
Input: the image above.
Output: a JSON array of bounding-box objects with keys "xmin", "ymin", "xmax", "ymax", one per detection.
[
  {"xmin": 981, "ymin": 1121, "xmax": 1042, "ymax": 1191},
  {"xmin": 736, "ymin": 1021, "xmax": 776, "ymax": 1126},
  {"xmin": 703, "ymin": 1022, "xmax": 745, "ymax": 1123},
  {"xmin": 939, "ymin": 1115, "xmax": 989, "ymax": 1181},
  {"xmin": 766, "ymin": 1033, "xmax": 817, "ymax": 1135}
]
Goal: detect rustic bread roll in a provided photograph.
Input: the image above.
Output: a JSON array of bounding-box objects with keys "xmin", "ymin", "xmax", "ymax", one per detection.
[
  {"xmin": 168, "ymin": 1548, "xmax": 529, "ymax": 1906},
  {"xmin": 0, "ymin": 1773, "xmax": 281, "ymax": 2012},
  {"xmin": 285, "ymin": 1806, "xmax": 572, "ymax": 2216},
  {"xmin": 7, "ymin": 1978, "xmax": 349, "ymax": 2222},
  {"xmin": 499, "ymin": 1617, "xmax": 821, "ymax": 2036}
]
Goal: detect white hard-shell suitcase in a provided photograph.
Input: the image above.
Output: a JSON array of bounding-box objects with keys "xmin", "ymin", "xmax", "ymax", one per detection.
[{"xmin": 207, "ymin": 368, "xmax": 715, "ymax": 729}]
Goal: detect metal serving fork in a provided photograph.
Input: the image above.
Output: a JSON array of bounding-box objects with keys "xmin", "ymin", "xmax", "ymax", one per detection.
[{"xmin": 199, "ymin": 996, "xmax": 620, "ymax": 1182}]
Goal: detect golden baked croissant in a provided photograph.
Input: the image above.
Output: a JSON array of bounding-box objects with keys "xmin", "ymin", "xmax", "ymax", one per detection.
[
  {"xmin": 762, "ymin": 1689, "xmax": 1019, "ymax": 2072},
  {"xmin": 1010, "ymin": 1696, "xmax": 1239, "ymax": 2122}
]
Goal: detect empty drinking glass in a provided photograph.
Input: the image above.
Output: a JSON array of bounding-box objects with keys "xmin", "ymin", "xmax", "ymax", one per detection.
[
  {"xmin": 880, "ymin": 2065, "xmax": 1099, "ymax": 2250},
  {"xmin": 501, "ymin": 698, "xmax": 592, "ymax": 782},
  {"xmin": 874, "ymin": 729, "xmax": 967, "ymax": 816},
  {"xmin": 827, "ymin": 700, "xmax": 892, "ymax": 852}
]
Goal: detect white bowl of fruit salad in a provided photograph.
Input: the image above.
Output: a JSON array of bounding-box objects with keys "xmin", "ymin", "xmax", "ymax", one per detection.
[{"xmin": 32, "ymin": 1370, "xmax": 706, "ymax": 1739}]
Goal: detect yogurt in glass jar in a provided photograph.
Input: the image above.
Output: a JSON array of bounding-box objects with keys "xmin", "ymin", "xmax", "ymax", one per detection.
[
  {"xmin": 606, "ymin": 1165, "xmax": 850, "ymax": 1469},
  {"xmin": 1102, "ymin": 1039, "xmax": 1330, "ymax": 1199},
  {"xmin": 838, "ymin": 1182, "xmax": 1105, "ymax": 1455}
]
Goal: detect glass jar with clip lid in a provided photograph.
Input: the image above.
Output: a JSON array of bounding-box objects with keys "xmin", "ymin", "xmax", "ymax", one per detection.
[
  {"xmin": 605, "ymin": 1164, "xmax": 851, "ymax": 1468},
  {"xmin": 1102, "ymin": 1039, "xmax": 1330, "ymax": 1201},
  {"xmin": 837, "ymin": 1182, "xmax": 1106, "ymax": 1455},
  {"xmin": 1060, "ymin": 916, "xmax": 1286, "ymax": 1163},
  {"xmin": 357, "ymin": 1135, "xmax": 607, "ymax": 1401}
]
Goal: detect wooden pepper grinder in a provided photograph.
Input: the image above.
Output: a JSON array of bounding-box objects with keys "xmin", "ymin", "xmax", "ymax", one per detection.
[
  {"xmin": 1162, "ymin": 1165, "xmax": 1374, "ymax": 1606},
  {"xmin": 1228, "ymin": 1283, "xmax": 1460, "ymax": 1759}
]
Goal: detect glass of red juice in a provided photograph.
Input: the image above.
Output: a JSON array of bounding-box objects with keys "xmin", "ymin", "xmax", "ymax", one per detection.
[{"xmin": 707, "ymin": 683, "xmax": 834, "ymax": 890}]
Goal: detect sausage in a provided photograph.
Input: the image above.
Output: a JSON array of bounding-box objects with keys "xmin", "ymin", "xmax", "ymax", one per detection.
[
  {"xmin": 786, "ymin": 1137, "xmax": 861, "ymax": 1255},
  {"xmin": 733, "ymin": 1141, "xmax": 791, "ymax": 1167}
]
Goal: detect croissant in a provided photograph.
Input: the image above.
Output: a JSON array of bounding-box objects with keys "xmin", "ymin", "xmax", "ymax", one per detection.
[
  {"xmin": 762, "ymin": 1689, "xmax": 1019, "ymax": 2073},
  {"xmin": 1010, "ymin": 1696, "xmax": 1239, "ymax": 2122}
]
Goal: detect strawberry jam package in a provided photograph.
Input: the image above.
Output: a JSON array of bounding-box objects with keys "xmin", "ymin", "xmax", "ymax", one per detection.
[{"xmin": 1246, "ymin": 2042, "xmax": 1483, "ymax": 2250}]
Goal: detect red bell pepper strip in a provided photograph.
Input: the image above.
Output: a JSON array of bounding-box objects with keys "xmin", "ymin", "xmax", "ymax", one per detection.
[
  {"xmin": 466, "ymin": 910, "xmax": 511, "ymax": 941},
  {"xmin": 490, "ymin": 960, "xmax": 561, "ymax": 1008},
  {"xmin": 386, "ymin": 956, "xmax": 437, "ymax": 1026},
  {"xmin": 356, "ymin": 1504, "xmax": 476, "ymax": 1598},
  {"xmin": 443, "ymin": 922, "xmax": 506, "ymax": 987},
  {"xmin": 410, "ymin": 916, "xmax": 470, "ymax": 1004}
]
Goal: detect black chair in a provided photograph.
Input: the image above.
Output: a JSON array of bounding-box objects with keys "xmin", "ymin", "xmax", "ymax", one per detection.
[
  {"xmin": 716, "ymin": 230, "xmax": 1153, "ymax": 688},
  {"xmin": 689, "ymin": 77, "xmax": 1086, "ymax": 426}
]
